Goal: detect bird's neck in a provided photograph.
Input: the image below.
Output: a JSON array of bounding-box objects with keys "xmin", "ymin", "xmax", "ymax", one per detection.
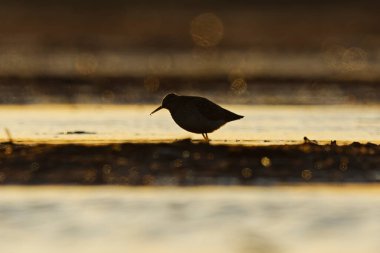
[{"xmin": 166, "ymin": 98, "xmax": 181, "ymax": 114}]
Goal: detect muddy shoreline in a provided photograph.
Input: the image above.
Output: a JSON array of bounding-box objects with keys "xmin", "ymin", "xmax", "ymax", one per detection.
[{"xmin": 0, "ymin": 140, "xmax": 379, "ymax": 185}]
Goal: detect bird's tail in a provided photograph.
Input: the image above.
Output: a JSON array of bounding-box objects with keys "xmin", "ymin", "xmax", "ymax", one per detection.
[{"xmin": 230, "ymin": 113, "xmax": 244, "ymax": 121}]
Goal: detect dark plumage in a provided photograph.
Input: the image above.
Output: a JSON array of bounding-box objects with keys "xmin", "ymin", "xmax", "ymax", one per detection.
[{"xmin": 150, "ymin": 93, "xmax": 243, "ymax": 141}]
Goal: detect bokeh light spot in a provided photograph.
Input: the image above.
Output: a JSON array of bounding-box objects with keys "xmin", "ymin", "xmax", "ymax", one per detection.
[
  {"xmin": 4, "ymin": 145, "xmax": 13, "ymax": 155},
  {"xmin": 301, "ymin": 170, "xmax": 313, "ymax": 181},
  {"xmin": 322, "ymin": 44, "xmax": 368, "ymax": 72},
  {"xmin": 182, "ymin": 150, "xmax": 191, "ymax": 159},
  {"xmin": 190, "ymin": 13, "xmax": 224, "ymax": 48},
  {"xmin": 193, "ymin": 152, "xmax": 201, "ymax": 160},
  {"xmin": 102, "ymin": 164, "xmax": 112, "ymax": 174},
  {"xmin": 30, "ymin": 162, "xmax": 40, "ymax": 171},
  {"xmin": 260, "ymin": 157, "xmax": 271, "ymax": 168},
  {"xmin": 342, "ymin": 47, "xmax": 368, "ymax": 71},
  {"xmin": 241, "ymin": 167, "xmax": 253, "ymax": 178},
  {"xmin": 231, "ymin": 78, "xmax": 247, "ymax": 95},
  {"xmin": 83, "ymin": 169, "xmax": 97, "ymax": 183},
  {"xmin": 173, "ymin": 159, "xmax": 183, "ymax": 168},
  {"xmin": 144, "ymin": 75, "xmax": 160, "ymax": 92},
  {"xmin": 143, "ymin": 175, "xmax": 155, "ymax": 185}
]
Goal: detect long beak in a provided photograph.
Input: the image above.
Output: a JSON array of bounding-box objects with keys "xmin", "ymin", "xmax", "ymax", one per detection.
[{"xmin": 150, "ymin": 106, "xmax": 163, "ymax": 115}]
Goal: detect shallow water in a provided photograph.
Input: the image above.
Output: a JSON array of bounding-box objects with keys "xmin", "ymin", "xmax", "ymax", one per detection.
[
  {"xmin": 0, "ymin": 104, "xmax": 379, "ymax": 144},
  {"xmin": 0, "ymin": 186, "xmax": 379, "ymax": 253}
]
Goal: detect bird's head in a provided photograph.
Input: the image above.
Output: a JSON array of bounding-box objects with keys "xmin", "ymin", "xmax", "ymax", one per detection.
[{"xmin": 150, "ymin": 93, "xmax": 178, "ymax": 115}]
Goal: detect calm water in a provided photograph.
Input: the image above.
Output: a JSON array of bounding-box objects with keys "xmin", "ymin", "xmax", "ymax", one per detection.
[
  {"xmin": 1, "ymin": 106, "xmax": 380, "ymax": 253},
  {"xmin": 0, "ymin": 186, "xmax": 379, "ymax": 253},
  {"xmin": 0, "ymin": 104, "xmax": 379, "ymax": 144}
]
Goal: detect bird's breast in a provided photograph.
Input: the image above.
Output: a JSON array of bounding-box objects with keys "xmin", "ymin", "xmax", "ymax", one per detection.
[{"xmin": 169, "ymin": 104, "xmax": 225, "ymax": 134}]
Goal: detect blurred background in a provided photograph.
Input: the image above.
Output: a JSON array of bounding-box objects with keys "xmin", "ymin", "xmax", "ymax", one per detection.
[
  {"xmin": 1, "ymin": 2, "xmax": 380, "ymax": 253},
  {"xmin": 1, "ymin": 0, "xmax": 380, "ymax": 104}
]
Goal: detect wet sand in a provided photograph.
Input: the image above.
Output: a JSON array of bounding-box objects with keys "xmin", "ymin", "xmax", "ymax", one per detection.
[{"xmin": 1, "ymin": 140, "xmax": 379, "ymax": 185}]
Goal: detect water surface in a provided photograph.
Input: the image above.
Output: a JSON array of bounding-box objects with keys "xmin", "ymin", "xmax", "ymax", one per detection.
[
  {"xmin": 0, "ymin": 186, "xmax": 379, "ymax": 253},
  {"xmin": 1, "ymin": 104, "xmax": 379, "ymax": 144}
]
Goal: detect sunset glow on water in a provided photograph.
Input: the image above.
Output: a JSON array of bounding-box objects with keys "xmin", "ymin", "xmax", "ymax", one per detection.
[
  {"xmin": 1, "ymin": 104, "xmax": 379, "ymax": 144},
  {"xmin": 1, "ymin": 2, "xmax": 380, "ymax": 252},
  {"xmin": 0, "ymin": 186, "xmax": 380, "ymax": 253}
]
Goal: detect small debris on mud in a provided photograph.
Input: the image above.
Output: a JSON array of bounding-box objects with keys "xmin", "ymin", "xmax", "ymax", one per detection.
[{"xmin": 0, "ymin": 140, "xmax": 379, "ymax": 185}]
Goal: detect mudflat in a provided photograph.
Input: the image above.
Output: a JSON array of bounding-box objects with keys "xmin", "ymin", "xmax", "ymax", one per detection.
[{"xmin": 1, "ymin": 140, "xmax": 379, "ymax": 185}]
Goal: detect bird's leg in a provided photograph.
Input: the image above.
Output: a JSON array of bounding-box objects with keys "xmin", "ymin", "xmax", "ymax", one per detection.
[{"xmin": 201, "ymin": 133, "xmax": 209, "ymax": 142}]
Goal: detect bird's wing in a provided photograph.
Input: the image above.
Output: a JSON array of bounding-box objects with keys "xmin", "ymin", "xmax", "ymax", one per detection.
[{"xmin": 191, "ymin": 97, "xmax": 243, "ymax": 121}]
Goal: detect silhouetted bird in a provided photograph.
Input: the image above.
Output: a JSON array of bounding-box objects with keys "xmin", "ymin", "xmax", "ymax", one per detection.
[{"xmin": 150, "ymin": 93, "xmax": 243, "ymax": 141}]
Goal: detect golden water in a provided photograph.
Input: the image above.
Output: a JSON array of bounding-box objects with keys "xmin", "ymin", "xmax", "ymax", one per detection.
[
  {"xmin": 0, "ymin": 104, "xmax": 379, "ymax": 144},
  {"xmin": 0, "ymin": 186, "xmax": 380, "ymax": 253}
]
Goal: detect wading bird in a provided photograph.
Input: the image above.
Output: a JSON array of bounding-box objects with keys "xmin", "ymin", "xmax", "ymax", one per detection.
[{"xmin": 150, "ymin": 93, "xmax": 243, "ymax": 142}]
